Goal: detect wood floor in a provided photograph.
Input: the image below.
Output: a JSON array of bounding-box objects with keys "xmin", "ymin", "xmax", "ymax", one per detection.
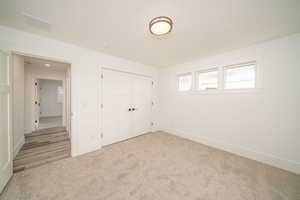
[
  {"xmin": 38, "ymin": 116, "xmax": 63, "ymax": 129},
  {"xmin": 13, "ymin": 127, "xmax": 71, "ymax": 173}
]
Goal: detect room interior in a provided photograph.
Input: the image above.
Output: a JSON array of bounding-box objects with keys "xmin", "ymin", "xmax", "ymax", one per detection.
[{"xmin": 0, "ymin": 0, "xmax": 299, "ymax": 199}]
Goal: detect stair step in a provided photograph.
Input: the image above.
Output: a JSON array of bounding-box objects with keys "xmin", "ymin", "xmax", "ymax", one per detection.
[
  {"xmin": 17, "ymin": 140, "xmax": 70, "ymax": 157},
  {"xmin": 13, "ymin": 152, "xmax": 70, "ymax": 173},
  {"xmin": 26, "ymin": 127, "xmax": 66, "ymax": 137},
  {"xmin": 25, "ymin": 130, "xmax": 68, "ymax": 141},
  {"xmin": 14, "ymin": 148, "xmax": 70, "ymax": 167},
  {"xmin": 15, "ymin": 142, "xmax": 70, "ymax": 161},
  {"xmin": 23, "ymin": 134, "xmax": 69, "ymax": 149},
  {"xmin": 13, "ymin": 126, "xmax": 71, "ymax": 173}
]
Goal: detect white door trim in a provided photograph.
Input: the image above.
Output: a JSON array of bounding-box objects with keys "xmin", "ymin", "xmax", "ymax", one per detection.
[
  {"xmin": 7, "ymin": 50, "xmax": 73, "ymax": 155},
  {"xmin": 0, "ymin": 50, "xmax": 13, "ymax": 193},
  {"xmin": 33, "ymin": 77, "xmax": 66, "ymax": 130}
]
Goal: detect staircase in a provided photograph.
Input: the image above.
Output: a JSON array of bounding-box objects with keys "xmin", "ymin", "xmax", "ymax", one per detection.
[{"xmin": 13, "ymin": 127, "xmax": 71, "ymax": 173}]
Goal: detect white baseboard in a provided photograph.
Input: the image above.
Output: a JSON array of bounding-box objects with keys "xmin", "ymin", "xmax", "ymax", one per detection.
[
  {"xmin": 163, "ymin": 128, "xmax": 300, "ymax": 175},
  {"xmin": 14, "ymin": 137, "xmax": 25, "ymax": 158}
]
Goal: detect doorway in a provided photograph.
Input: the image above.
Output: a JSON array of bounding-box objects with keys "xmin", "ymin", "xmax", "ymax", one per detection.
[
  {"xmin": 11, "ymin": 53, "xmax": 72, "ymax": 173},
  {"xmin": 35, "ymin": 79, "xmax": 64, "ymax": 129}
]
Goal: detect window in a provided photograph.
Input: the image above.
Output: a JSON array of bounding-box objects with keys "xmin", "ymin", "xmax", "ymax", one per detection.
[
  {"xmin": 224, "ymin": 64, "xmax": 256, "ymax": 89},
  {"xmin": 178, "ymin": 73, "xmax": 192, "ymax": 91},
  {"xmin": 57, "ymin": 86, "xmax": 64, "ymax": 103},
  {"xmin": 176, "ymin": 62, "xmax": 257, "ymax": 92},
  {"xmin": 197, "ymin": 69, "xmax": 218, "ymax": 90}
]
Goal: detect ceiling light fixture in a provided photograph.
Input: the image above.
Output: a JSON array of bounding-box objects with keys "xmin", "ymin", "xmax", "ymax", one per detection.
[
  {"xmin": 149, "ymin": 16, "xmax": 173, "ymax": 36},
  {"xmin": 44, "ymin": 63, "xmax": 51, "ymax": 67}
]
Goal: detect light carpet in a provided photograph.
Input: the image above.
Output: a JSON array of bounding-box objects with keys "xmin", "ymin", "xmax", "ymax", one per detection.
[{"xmin": 1, "ymin": 132, "xmax": 299, "ymax": 200}]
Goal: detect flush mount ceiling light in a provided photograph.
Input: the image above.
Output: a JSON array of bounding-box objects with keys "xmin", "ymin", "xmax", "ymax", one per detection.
[
  {"xmin": 149, "ymin": 16, "xmax": 173, "ymax": 36},
  {"xmin": 44, "ymin": 63, "xmax": 51, "ymax": 67}
]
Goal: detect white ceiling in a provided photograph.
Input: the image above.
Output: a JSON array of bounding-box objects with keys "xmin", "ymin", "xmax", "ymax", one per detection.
[
  {"xmin": 24, "ymin": 56, "xmax": 69, "ymax": 72},
  {"xmin": 1, "ymin": 0, "xmax": 300, "ymax": 67}
]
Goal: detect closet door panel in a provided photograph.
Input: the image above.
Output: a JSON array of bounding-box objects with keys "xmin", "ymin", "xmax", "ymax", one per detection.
[
  {"xmin": 132, "ymin": 76, "xmax": 152, "ymax": 137},
  {"xmin": 102, "ymin": 70, "xmax": 132, "ymax": 146}
]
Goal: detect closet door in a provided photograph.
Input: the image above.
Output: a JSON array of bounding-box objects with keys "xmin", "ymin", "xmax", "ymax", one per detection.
[
  {"xmin": 102, "ymin": 69, "xmax": 132, "ymax": 146},
  {"xmin": 131, "ymin": 75, "xmax": 152, "ymax": 137}
]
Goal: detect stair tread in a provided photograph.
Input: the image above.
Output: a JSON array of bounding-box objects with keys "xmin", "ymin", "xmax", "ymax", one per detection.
[
  {"xmin": 25, "ymin": 132, "xmax": 68, "ymax": 144},
  {"xmin": 26, "ymin": 131, "xmax": 68, "ymax": 139},
  {"xmin": 15, "ymin": 143, "xmax": 70, "ymax": 161},
  {"xmin": 13, "ymin": 127, "xmax": 70, "ymax": 173},
  {"xmin": 22, "ymin": 140, "xmax": 69, "ymax": 150},
  {"xmin": 17, "ymin": 140, "xmax": 70, "ymax": 156},
  {"xmin": 14, "ymin": 148, "xmax": 70, "ymax": 166},
  {"xmin": 26, "ymin": 127, "xmax": 66, "ymax": 137},
  {"xmin": 13, "ymin": 153, "xmax": 70, "ymax": 173}
]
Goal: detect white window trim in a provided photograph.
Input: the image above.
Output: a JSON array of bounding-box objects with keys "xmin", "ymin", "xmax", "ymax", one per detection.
[
  {"xmin": 177, "ymin": 72, "xmax": 193, "ymax": 92},
  {"xmin": 223, "ymin": 61, "xmax": 257, "ymax": 91},
  {"xmin": 195, "ymin": 67, "xmax": 220, "ymax": 92},
  {"xmin": 176, "ymin": 61, "xmax": 261, "ymax": 94}
]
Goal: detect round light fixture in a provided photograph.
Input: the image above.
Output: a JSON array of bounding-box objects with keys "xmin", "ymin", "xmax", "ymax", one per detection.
[
  {"xmin": 44, "ymin": 63, "xmax": 51, "ymax": 67},
  {"xmin": 149, "ymin": 16, "xmax": 173, "ymax": 36}
]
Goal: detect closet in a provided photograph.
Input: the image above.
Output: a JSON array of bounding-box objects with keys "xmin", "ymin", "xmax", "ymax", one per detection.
[{"xmin": 102, "ymin": 69, "xmax": 152, "ymax": 146}]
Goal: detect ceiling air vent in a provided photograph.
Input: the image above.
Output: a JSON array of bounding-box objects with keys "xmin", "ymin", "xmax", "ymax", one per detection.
[{"xmin": 22, "ymin": 13, "xmax": 51, "ymax": 31}]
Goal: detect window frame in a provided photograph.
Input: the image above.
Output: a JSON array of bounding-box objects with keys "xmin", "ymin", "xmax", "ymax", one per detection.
[
  {"xmin": 196, "ymin": 67, "xmax": 220, "ymax": 91},
  {"xmin": 176, "ymin": 61, "xmax": 259, "ymax": 94},
  {"xmin": 177, "ymin": 72, "xmax": 193, "ymax": 92},
  {"xmin": 223, "ymin": 62, "xmax": 257, "ymax": 91}
]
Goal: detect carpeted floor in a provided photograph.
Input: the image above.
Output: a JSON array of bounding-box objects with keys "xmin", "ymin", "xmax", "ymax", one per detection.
[{"xmin": 1, "ymin": 132, "xmax": 299, "ymax": 200}]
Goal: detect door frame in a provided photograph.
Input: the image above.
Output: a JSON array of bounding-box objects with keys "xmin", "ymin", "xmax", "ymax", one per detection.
[
  {"xmin": 99, "ymin": 66, "xmax": 154, "ymax": 147},
  {"xmin": 33, "ymin": 77, "xmax": 66, "ymax": 130},
  {"xmin": 12, "ymin": 51, "xmax": 73, "ymax": 142},
  {"xmin": 34, "ymin": 78, "xmax": 40, "ymax": 130},
  {"xmin": 0, "ymin": 50, "xmax": 13, "ymax": 193}
]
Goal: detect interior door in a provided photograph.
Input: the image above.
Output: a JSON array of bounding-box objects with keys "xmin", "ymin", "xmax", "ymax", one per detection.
[
  {"xmin": 0, "ymin": 51, "xmax": 13, "ymax": 193},
  {"xmin": 34, "ymin": 79, "xmax": 40, "ymax": 130},
  {"xmin": 131, "ymin": 75, "xmax": 152, "ymax": 137},
  {"xmin": 102, "ymin": 69, "xmax": 133, "ymax": 146}
]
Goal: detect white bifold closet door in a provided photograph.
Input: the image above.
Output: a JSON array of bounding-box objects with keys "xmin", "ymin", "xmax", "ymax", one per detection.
[
  {"xmin": 102, "ymin": 69, "xmax": 152, "ymax": 146},
  {"xmin": 131, "ymin": 75, "xmax": 152, "ymax": 138}
]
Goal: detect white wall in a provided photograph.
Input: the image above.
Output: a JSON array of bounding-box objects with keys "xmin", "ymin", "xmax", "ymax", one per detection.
[
  {"xmin": 24, "ymin": 65, "xmax": 66, "ymax": 133},
  {"xmin": 12, "ymin": 54, "xmax": 24, "ymax": 157},
  {"xmin": 159, "ymin": 33, "xmax": 300, "ymax": 174},
  {"xmin": 39, "ymin": 79, "xmax": 63, "ymax": 117},
  {"xmin": 0, "ymin": 26, "xmax": 159, "ymax": 157}
]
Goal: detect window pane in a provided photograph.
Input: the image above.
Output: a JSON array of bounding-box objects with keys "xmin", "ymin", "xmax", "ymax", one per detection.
[
  {"xmin": 178, "ymin": 74, "xmax": 192, "ymax": 91},
  {"xmin": 225, "ymin": 65, "xmax": 255, "ymax": 89},
  {"xmin": 198, "ymin": 70, "xmax": 218, "ymax": 90},
  {"xmin": 57, "ymin": 86, "xmax": 64, "ymax": 103}
]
